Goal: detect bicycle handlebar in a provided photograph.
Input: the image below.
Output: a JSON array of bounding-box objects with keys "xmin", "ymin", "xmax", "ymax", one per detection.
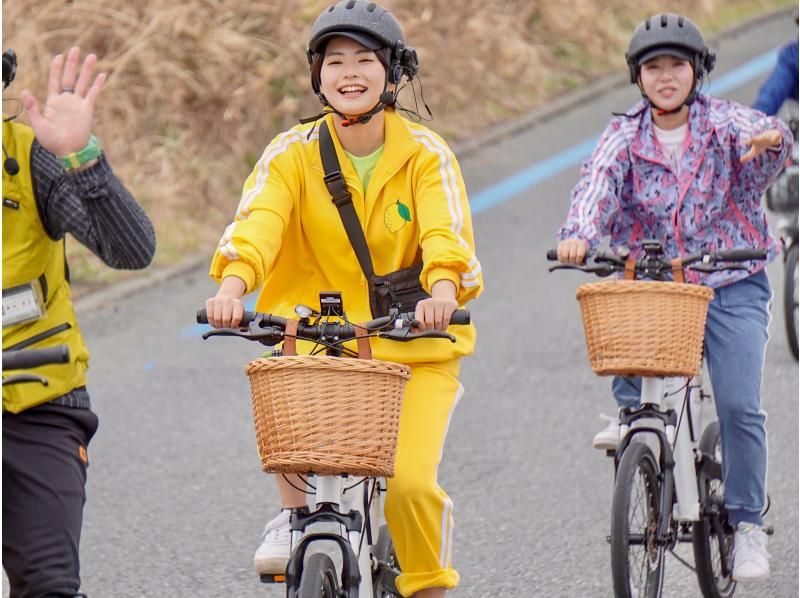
[
  {"xmin": 2, "ymin": 346, "xmax": 70, "ymax": 370},
  {"xmin": 545, "ymin": 245, "xmax": 766, "ymax": 278},
  {"xmin": 196, "ymin": 308, "xmax": 470, "ymax": 346},
  {"xmin": 196, "ymin": 309, "xmax": 470, "ymax": 327}
]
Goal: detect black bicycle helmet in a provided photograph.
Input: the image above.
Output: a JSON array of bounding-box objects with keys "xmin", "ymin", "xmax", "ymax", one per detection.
[
  {"xmin": 3, "ymin": 49, "xmax": 17, "ymax": 89},
  {"xmin": 307, "ymin": 0, "xmax": 418, "ymax": 93},
  {"xmin": 626, "ymin": 14, "xmax": 715, "ymax": 108}
]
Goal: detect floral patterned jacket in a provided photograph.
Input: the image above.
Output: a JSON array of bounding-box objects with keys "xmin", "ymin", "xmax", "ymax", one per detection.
[{"xmin": 558, "ymin": 94, "xmax": 792, "ymax": 287}]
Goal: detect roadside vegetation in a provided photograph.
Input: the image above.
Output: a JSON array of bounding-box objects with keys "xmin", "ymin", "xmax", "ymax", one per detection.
[{"xmin": 3, "ymin": 0, "xmax": 793, "ymax": 294}]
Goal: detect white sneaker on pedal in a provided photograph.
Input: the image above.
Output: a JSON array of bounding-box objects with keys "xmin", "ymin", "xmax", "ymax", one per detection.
[
  {"xmin": 253, "ymin": 509, "xmax": 291, "ymax": 575},
  {"xmin": 732, "ymin": 523, "xmax": 771, "ymax": 582},
  {"xmin": 592, "ymin": 414, "xmax": 620, "ymax": 450}
]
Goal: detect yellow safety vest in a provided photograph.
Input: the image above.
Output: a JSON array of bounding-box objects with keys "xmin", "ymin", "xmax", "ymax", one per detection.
[{"xmin": 2, "ymin": 120, "xmax": 90, "ymax": 413}]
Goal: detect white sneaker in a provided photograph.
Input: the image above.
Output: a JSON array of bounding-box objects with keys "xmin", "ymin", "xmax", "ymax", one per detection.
[
  {"xmin": 592, "ymin": 415, "xmax": 620, "ymax": 450},
  {"xmin": 732, "ymin": 523, "xmax": 771, "ymax": 582},
  {"xmin": 253, "ymin": 509, "xmax": 291, "ymax": 575}
]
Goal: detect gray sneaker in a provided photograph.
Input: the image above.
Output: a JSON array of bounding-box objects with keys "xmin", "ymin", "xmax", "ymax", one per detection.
[
  {"xmin": 253, "ymin": 510, "xmax": 291, "ymax": 575},
  {"xmin": 732, "ymin": 522, "xmax": 771, "ymax": 582}
]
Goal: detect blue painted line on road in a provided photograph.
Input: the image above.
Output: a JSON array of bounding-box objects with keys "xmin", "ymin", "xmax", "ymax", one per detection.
[
  {"xmin": 469, "ymin": 49, "xmax": 778, "ymax": 214},
  {"xmin": 183, "ymin": 49, "xmax": 777, "ymax": 337}
]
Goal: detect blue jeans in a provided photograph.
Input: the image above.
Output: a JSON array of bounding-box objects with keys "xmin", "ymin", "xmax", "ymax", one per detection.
[{"xmin": 612, "ymin": 270, "xmax": 771, "ymax": 527}]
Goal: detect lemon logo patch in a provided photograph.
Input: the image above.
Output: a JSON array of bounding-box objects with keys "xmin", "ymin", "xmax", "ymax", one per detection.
[{"xmin": 384, "ymin": 199, "xmax": 411, "ymax": 233}]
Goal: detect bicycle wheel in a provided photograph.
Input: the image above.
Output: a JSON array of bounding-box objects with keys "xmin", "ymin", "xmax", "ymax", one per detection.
[
  {"xmin": 784, "ymin": 243, "xmax": 798, "ymax": 361},
  {"xmin": 692, "ymin": 422, "xmax": 736, "ymax": 598},
  {"xmin": 372, "ymin": 524, "xmax": 402, "ymax": 597},
  {"xmin": 297, "ymin": 553, "xmax": 338, "ymax": 598},
  {"xmin": 611, "ymin": 440, "xmax": 666, "ymax": 598}
]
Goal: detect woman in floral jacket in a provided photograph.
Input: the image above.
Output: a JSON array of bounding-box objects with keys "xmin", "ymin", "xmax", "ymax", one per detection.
[{"xmin": 557, "ymin": 14, "xmax": 791, "ymax": 583}]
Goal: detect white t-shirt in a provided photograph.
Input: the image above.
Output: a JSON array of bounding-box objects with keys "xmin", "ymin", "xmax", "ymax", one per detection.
[{"xmin": 653, "ymin": 123, "xmax": 688, "ymax": 175}]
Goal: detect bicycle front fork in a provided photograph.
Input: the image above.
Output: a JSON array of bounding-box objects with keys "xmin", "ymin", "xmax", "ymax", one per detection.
[
  {"xmin": 284, "ymin": 475, "xmax": 381, "ymax": 597},
  {"xmin": 618, "ymin": 377, "xmax": 702, "ymax": 524}
]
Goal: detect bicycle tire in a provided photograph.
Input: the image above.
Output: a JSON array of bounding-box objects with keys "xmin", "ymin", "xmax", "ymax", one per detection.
[
  {"xmin": 372, "ymin": 524, "xmax": 402, "ymax": 597},
  {"xmin": 297, "ymin": 553, "xmax": 338, "ymax": 598},
  {"xmin": 783, "ymin": 243, "xmax": 799, "ymax": 361},
  {"xmin": 692, "ymin": 422, "xmax": 736, "ymax": 598},
  {"xmin": 611, "ymin": 440, "xmax": 666, "ymax": 598}
]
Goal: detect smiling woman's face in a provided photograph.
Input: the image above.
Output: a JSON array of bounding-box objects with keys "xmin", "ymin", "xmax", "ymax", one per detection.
[
  {"xmin": 319, "ymin": 36, "xmax": 387, "ymax": 117},
  {"xmin": 638, "ymin": 54, "xmax": 694, "ymax": 111}
]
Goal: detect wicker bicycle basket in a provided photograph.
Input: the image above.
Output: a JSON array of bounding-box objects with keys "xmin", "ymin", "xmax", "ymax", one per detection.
[
  {"xmin": 244, "ymin": 355, "xmax": 411, "ymax": 477},
  {"xmin": 575, "ymin": 280, "xmax": 714, "ymax": 377}
]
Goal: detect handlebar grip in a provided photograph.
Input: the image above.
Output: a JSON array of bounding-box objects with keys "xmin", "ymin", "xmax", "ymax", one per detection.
[
  {"xmin": 450, "ymin": 309, "xmax": 470, "ymax": 325},
  {"xmin": 546, "ymin": 249, "xmax": 558, "ymax": 261},
  {"xmin": 715, "ymin": 248, "xmax": 767, "ymax": 262},
  {"xmin": 2, "ymin": 345, "xmax": 70, "ymax": 370},
  {"xmin": 196, "ymin": 309, "xmax": 257, "ymax": 325}
]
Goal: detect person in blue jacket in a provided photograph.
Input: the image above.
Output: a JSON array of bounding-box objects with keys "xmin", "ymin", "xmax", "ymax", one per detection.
[{"xmin": 753, "ymin": 34, "xmax": 798, "ymax": 116}]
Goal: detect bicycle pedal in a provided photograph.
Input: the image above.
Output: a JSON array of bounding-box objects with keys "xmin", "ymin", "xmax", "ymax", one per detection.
[
  {"xmin": 605, "ymin": 535, "xmax": 612, "ymax": 544},
  {"xmin": 259, "ymin": 573, "xmax": 286, "ymax": 584},
  {"xmin": 605, "ymin": 449, "xmax": 616, "ymax": 458}
]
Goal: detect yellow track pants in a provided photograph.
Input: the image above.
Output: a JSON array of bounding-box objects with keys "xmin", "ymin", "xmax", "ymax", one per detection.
[{"xmin": 384, "ymin": 359, "xmax": 463, "ymax": 597}]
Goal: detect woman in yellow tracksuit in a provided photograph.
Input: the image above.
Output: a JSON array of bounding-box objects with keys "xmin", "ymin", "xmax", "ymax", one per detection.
[{"xmin": 204, "ymin": 2, "xmax": 482, "ymax": 596}]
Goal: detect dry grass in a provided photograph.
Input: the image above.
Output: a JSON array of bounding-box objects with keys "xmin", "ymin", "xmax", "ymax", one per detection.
[{"xmin": 2, "ymin": 0, "xmax": 793, "ymax": 294}]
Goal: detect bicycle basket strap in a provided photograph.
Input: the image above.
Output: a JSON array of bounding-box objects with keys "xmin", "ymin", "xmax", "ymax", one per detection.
[
  {"xmin": 671, "ymin": 258, "xmax": 685, "ymax": 284},
  {"xmin": 355, "ymin": 324, "xmax": 373, "ymax": 360},
  {"xmin": 624, "ymin": 256, "xmax": 636, "ymax": 280},
  {"xmin": 283, "ymin": 319, "xmax": 298, "ymax": 356}
]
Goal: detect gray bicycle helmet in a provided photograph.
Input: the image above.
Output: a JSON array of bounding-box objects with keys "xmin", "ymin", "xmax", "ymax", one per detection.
[
  {"xmin": 625, "ymin": 14, "xmax": 715, "ymax": 84},
  {"xmin": 307, "ymin": 0, "xmax": 418, "ymax": 92}
]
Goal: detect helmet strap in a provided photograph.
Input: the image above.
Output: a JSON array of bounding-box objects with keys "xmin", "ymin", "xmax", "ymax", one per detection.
[{"xmin": 308, "ymin": 66, "xmax": 396, "ymax": 128}]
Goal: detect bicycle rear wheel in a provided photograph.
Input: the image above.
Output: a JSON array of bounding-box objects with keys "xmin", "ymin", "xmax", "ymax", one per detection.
[
  {"xmin": 783, "ymin": 243, "xmax": 798, "ymax": 361},
  {"xmin": 297, "ymin": 553, "xmax": 338, "ymax": 598},
  {"xmin": 692, "ymin": 422, "xmax": 736, "ymax": 598},
  {"xmin": 372, "ymin": 524, "xmax": 401, "ymax": 597},
  {"xmin": 611, "ymin": 440, "xmax": 666, "ymax": 598}
]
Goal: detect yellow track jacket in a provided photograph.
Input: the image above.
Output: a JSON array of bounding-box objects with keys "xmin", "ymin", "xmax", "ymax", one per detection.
[{"xmin": 210, "ymin": 110, "xmax": 483, "ymax": 364}]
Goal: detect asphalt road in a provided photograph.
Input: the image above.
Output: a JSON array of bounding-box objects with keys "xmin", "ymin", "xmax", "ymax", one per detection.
[{"xmin": 26, "ymin": 12, "xmax": 797, "ymax": 598}]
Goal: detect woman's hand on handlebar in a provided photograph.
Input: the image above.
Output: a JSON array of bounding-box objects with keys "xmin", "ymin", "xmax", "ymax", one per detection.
[
  {"xmin": 205, "ymin": 276, "xmax": 246, "ymax": 328},
  {"xmin": 415, "ymin": 279, "xmax": 458, "ymax": 331},
  {"xmin": 557, "ymin": 239, "xmax": 589, "ymax": 264}
]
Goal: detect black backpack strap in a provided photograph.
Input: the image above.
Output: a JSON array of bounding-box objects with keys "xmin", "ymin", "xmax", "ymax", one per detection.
[{"xmin": 318, "ymin": 121, "xmax": 376, "ymax": 280}]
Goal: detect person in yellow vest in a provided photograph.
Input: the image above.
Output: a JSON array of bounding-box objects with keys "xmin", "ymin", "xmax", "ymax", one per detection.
[
  {"xmin": 2, "ymin": 47, "xmax": 155, "ymax": 597},
  {"xmin": 203, "ymin": 2, "xmax": 483, "ymax": 596}
]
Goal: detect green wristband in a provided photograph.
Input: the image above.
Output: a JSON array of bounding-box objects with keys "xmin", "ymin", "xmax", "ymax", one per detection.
[{"xmin": 59, "ymin": 134, "xmax": 102, "ymax": 170}]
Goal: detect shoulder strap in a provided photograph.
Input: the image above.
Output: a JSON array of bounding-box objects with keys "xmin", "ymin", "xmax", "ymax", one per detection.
[{"xmin": 319, "ymin": 121, "xmax": 376, "ymax": 280}]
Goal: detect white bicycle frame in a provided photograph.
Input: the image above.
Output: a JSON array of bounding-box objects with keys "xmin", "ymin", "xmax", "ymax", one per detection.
[
  {"xmin": 618, "ymin": 367, "xmax": 717, "ymax": 523},
  {"xmin": 289, "ymin": 474, "xmax": 387, "ymax": 597}
]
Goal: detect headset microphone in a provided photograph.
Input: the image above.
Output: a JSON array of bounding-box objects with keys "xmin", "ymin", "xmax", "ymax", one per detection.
[
  {"xmin": 340, "ymin": 90, "xmax": 397, "ymax": 128},
  {"xmin": 2, "ymin": 143, "xmax": 19, "ymax": 176}
]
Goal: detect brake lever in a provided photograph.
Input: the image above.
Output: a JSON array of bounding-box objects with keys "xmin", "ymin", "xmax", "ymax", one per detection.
[
  {"xmin": 584, "ymin": 265, "xmax": 617, "ymax": 277},
  {"xmin": 379, "ymin": 328, "xmax": 456, "ymax": 343},
  {"xmin": 688, "ymin": 264, "xmax": 749, "ymax": 273},
  {"xmin": 202, "ymin": 327, "xmax": 283, "ymax": 345},
  {"xmin": 547, "ymin": 264, "xmax": 588, "ymax": 273},
  {"xmin": 2, "ymin": 374, "xmax": 49, "ymax": 386}
]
